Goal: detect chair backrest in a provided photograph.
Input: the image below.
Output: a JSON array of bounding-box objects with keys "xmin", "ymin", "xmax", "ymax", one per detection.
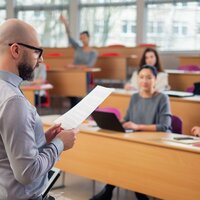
[
  {"xmin": 185, "ymin": 86, "xmax": 194, "ymax": 93},
  {"xmin": 95, "ymin": 107, "xmax": 121, "ymax": 120},
  {"xmin": 171, "ymin": 115, "xmax": 182, "ymax": 134},
  {"xmin": 107, "ymin": 44, "xmax": 125, "ymax": 48},
  {"xmin": 137, "ymin": 43, "xmax": 157, "ymax": 48},
  {"xmin": 100, "ymin": 52, "xmax": 121, "ymax": 57},
  {"xmin": 178, "ymin": 65, "xmax": 200, "ymax": 71},
  {"xmin": 40, "ymin": 90, "xmax": 51, "ymax": 108}
]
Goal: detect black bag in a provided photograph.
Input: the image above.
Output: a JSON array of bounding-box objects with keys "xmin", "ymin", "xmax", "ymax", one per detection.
[{"xmin": 193, "ymin": 82, "xmax": 200, "ymax": 95}]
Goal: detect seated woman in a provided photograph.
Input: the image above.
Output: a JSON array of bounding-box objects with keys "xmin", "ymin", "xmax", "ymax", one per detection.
[
  {"xmin": 90, "ymin": 65, "xmax": 172, "ymax": 200},
  {"xmin": 191, "ymin": 126, "xmax": 200, "ymax": 137},
  {"xmin": 125, "ymin": 48, "xmax": 169, "ymax": 92}
]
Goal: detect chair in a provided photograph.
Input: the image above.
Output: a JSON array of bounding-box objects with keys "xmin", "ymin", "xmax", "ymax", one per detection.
[
  {"xmin": 107, "ymin": 44, "xmax": 125, "ymax": 48},
  {"xmin": 137, "ymin": 43, "xmax": 157, "ymax": 48},
  {"xmin": 171, "ymin": 115, "xmax": 183, "ymax": 134},
  {"xmin": 185, "ymin": 86, "xmax": 194, "ymax": 93},
  {"xmin": 40, "ymin": 90, "xmax": 51, "ymax": 107},
  {"xmin": 45, "ymin": 52, "xmax": 63, "ymax": 58},
  {"xmin": 95, "ymin": 107, "xmax": 121, "ymax": 120},
  {"xmin": 178, "ymin": 65, "xmax": 200, "ymax": 71},
  {"xmin": 100, "ymin": 52, "xmax": 121, "ymax": 57}
]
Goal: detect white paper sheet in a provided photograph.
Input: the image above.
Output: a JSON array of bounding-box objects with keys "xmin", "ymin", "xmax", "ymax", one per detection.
[{"xmin": 54, "ymin": 85, "xmax": 114, "ymax": 130}]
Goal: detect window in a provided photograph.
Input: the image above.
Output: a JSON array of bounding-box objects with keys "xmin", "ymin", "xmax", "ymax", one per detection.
[
  {"xmin": 148, "ymin": 21, "xmax": 164, "ymax": 35},
  {"xmin": 197, "ymin": 23, "xmax": 200, "ymax": 35},
  {"xmin": 173, "ymin": 22, "xmax": 188, "ymax": 36},
  {"xmin": 94, "ymin": 20, "xmax": 104, "ymax": 34},
  {"xmin": 15, "ymin": 0, "xmax": 69, "ymax": 47},
  {"xmin": 16, "ymin": 0, "xmax": 68, "ymax": 6},
  {"xmin": 81, "ymin": 0, "xmax": 134, "ymax": 3},
  {"xmin": 146, "ymin": 1, "xmax": 200, "ymax": 50},
  {"xmin": 122, "ymin": 20, "xmax": 136, "ymax": 34},
  {"xmin": 0, "ymin": 0, "xmax": 6, "ymax": 22},
  {"xmin": 80, "ymin": 1, "xmax": 136, "ymax": 47}
]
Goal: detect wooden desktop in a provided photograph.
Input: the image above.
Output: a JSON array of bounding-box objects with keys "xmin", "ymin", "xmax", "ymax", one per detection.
[{"xmin": 54, "ymin": 127, "xmax": 200, "ymax": 200}]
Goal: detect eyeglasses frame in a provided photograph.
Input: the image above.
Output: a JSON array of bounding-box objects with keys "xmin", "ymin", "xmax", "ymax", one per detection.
[{"xmin": 9, "ymin": 42, "xmax": 43, "ymax": 59}]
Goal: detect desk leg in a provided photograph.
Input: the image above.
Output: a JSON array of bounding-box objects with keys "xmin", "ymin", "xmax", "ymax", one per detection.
[{"xmin": 92, "ymin": 180, "xmax": 96, "ymax": 195}]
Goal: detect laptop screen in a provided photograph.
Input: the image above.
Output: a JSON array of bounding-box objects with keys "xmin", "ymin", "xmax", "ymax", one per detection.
[{"xmin": 91, "ymin": 111, "xmax": 133, "ymax": 133}]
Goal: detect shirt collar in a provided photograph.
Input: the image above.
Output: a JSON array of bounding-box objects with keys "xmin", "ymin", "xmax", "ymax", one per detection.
[{"xmin": 0, "ymin": 70, "xmax": 23, "ymax": 88}]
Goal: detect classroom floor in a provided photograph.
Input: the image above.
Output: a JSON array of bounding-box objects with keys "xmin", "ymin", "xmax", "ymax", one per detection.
[{"xmin": 49, "ymin": 172, "xmax": 141, "ymax": 200}]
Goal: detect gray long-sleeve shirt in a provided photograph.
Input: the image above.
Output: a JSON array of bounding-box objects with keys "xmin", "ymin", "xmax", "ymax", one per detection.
[
  {"xmin": 69, "ymin": 36, "xmax": 97, "ymax": 67},
  {"xmin": 0, "ymin": 71, "xmax": 64, "ymax": 200},
  {"xmin": 124, "ymin": 92, "xmax": 172, "ymax": 132}
]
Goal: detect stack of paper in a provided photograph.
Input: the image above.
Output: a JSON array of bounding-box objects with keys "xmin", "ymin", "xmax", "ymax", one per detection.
[{"xmin": 54, "ymin": 85, "xmax": 114, "ymax": 130}]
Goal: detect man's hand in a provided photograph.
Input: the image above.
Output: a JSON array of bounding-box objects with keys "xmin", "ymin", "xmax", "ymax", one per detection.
[
  {"xmin": 45, "ymin": 123, "xmax": 63, "ymax": 144},
  {"xmin": 56, "ymin": 128, "xmax": 79, "ymax": 150}
]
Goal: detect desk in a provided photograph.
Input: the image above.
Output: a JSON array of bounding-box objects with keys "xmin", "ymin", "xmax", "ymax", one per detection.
[
  {"xmin": 42, "ymin": 47, "xmax": 148, "ymax": 81},
  {"xmin": 47, "ymin": 68, "xmax": 100, "ymax": 97},
  {"xmin": 179, "ymin": 55, "xmax": 200, "ymax": 66},
  {"xmin": 21, "ymin": 83, "xmax": 53, "ymax": 105},
  {"xmin": 54, "ymin": 128, "xmax": 200, "ymax": 200},
  {"xmin": 94, "ymin": 56, "xmax": 127, "ymax": 80},
  {"xmin": 166, "ymin": 69, "xmax": 200, "ymax": 91},
  {"xmin": 100, "ymin": 89, "xmax": 200, "ymax": 134}
]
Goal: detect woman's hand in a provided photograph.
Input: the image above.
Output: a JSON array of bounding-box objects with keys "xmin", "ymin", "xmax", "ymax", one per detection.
[
  {"xmin": 124, "ymin": 83, "xmax": 134, "ymax": 90},
  {"xmin": 123, "ymin": 121, "xmax": 139, "ymax": 131},
  {"xmin": 59, "ymin": 14, "xmax": 67, "ymax": 25},
  {"xmin": 191, "ymin": 126, "xmax": 200, "ymax": 137},
  {"xmin": 45, "ymin": 123, "xmax": 63, "ymax": 143}
]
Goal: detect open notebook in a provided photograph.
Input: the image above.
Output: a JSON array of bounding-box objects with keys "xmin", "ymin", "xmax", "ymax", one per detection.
[{"xmin": 164, "ymin": 90, "xmax": 194, "ymax": 97}]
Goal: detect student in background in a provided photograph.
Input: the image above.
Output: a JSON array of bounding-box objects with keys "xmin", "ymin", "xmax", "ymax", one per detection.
[
  {"xmin": 191, "ymin": 126, "xmax": 200, "ymax": 137},
  {"xmin": 124, "ymin": 48, "xmax": 169, "ymax": 92},
  {"xmin": 0, "ymin": 18, "xmax": 78, "ymax": 200},
  {"xmin": 60, "ymin": 14, "xmax": 98, "ymax": 107},
  {"xmin": 21, "ymin": 62, "xmax": 47, "ymax": 106},
  {"xmin": 90, "ymin": 65, "xmax": 172, "ymax": 200},
  {"xmin": 33, "ymin": 62, "xmax": 47, "ymax": 105},
  {"xmin": 60, "ymin": 14, "xmax": 97, "ymax": 69}
]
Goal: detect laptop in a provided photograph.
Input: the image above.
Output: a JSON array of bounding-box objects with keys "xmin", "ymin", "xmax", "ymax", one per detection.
[
  {"xmin": 91, "ymin": 111, "xmax": 133, "ymax": 133},
  {"xmin": 164, "ymin": 90, "xmax": 194, "ymax": 97},
  {"xmin": 42, "ymin": 167, "xmax": 61, "ymax": 198}
]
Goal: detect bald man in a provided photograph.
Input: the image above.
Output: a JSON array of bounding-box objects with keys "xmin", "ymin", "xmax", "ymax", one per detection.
[{"xmin": 0, "ymin": 19, "xmax": 78, "ymax": 200}]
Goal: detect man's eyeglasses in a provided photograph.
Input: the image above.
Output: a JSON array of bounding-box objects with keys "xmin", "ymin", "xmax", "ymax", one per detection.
[{"xmin": 9, "ymin": 42, "xmax": 43, "ymax": 59}]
